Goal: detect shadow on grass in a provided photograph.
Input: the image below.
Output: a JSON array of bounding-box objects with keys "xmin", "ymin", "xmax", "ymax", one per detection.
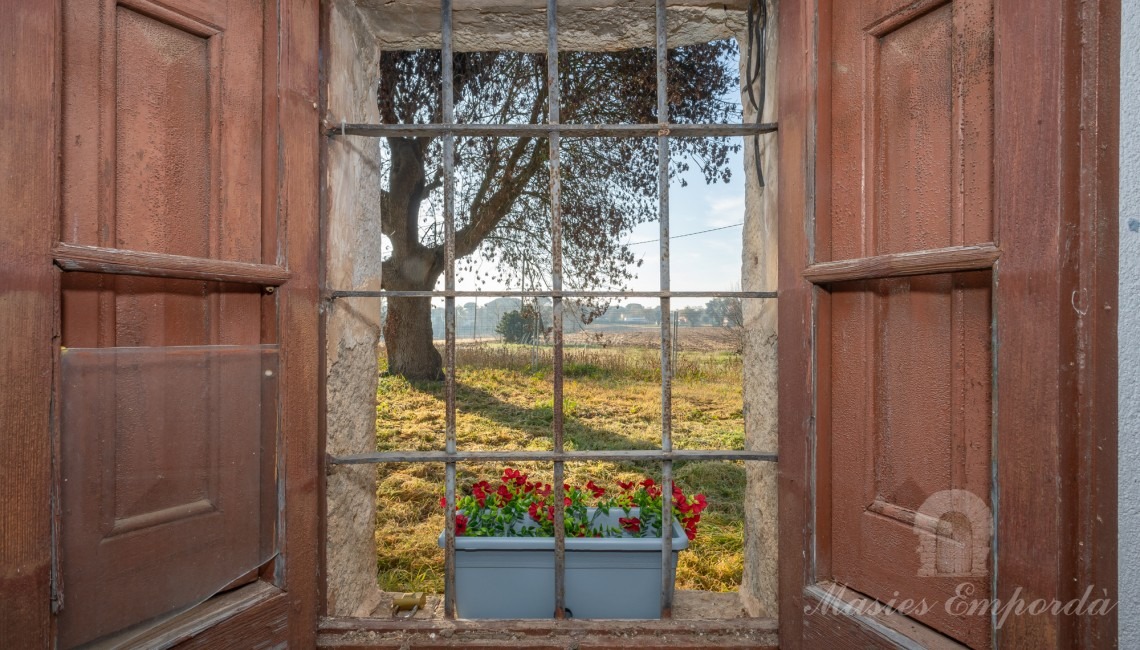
[
  {"xmin": 395, "ymin": 376, "xmax": 747, "ymax": 503},
  {"xmin": 397, "ymin": 375, "xmax": 658, "ymax": 472}
]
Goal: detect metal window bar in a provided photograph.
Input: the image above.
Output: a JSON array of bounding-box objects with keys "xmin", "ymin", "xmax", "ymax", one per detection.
[
  {"xmin": 654, "ymin": 0, "xmax": 674, "ymax": 619},
  {"xmin": 547, "ymin": 0, "xmax": 567, "ymax": 619},
  {"xmin": 328, "ymin": 123, "xmax": 777, "ymax": 138},
  {"xmin": 327, "ymin": 290, "xmax": 776, "ymax": 299},
  {"xmin": 325, "ymin": 0, "xmax": 778, "ymax": 623},
  {"xmin": 441, "ymin": 0, "xmax": 458, "ymax": 619}
]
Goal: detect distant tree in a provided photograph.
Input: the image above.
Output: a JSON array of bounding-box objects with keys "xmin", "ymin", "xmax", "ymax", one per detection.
[
  {"xmin": 681, "ymin": 306, "xmax": 705, "ymax": 327},
  {"xmin": 707, "ymin": 293, "xmax": 744, "ymax": 353},
  {"xmin": 495, "ymin": 306, "xmax": 545, "ymax": 344},
  {"xmin": 704, "ymin": 298, "xmax": 731, "ymax": 326}
]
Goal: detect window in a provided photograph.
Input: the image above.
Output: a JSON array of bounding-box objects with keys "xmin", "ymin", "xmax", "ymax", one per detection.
[{"xmin": 324, "ymin": 0, "xmax": 776, "ymax": 622}]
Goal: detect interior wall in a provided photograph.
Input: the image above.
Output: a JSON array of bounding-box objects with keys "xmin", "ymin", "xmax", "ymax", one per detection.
[
  {"xmin": 1118, "ymin": 0, "xmax": 1138, "ymax": 644},
  {"xmin": 324, "ymin": 0, "xmax": 386, "ymax": 617}
]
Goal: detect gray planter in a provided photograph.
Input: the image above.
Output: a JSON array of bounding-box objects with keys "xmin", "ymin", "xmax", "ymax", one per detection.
[{"xmin": 437, "ymin": 507, "xmax": 689, "ymax": 619}]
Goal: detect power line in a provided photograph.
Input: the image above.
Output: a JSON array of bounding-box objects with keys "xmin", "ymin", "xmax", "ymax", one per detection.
[{"xmin": 625, "ymin": 222, "xmax": 743, "ymax": 247}]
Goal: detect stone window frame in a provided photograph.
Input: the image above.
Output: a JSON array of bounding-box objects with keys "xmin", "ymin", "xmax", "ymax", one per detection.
[{"xmin": 321, "ymin": 0, "xmax": 780, "ymax": 625}]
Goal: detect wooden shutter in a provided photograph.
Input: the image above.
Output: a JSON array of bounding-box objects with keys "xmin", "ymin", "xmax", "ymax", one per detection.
[
  {"xmin": 54, "ymin": 0, "xmax": 288, "ymax": 646},
  {"xmin": 778, "ymin": 0, "xmax": 1119, "ymax": 647}
]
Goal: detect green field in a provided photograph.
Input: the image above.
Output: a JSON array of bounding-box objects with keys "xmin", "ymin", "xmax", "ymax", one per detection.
[{"xmin": 373, "ymin": 340, "xmax": 748, "ymax": 594}]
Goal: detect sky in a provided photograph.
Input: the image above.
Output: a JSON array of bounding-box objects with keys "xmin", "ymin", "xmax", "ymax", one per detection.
[{"xmin": 623, "ymin": 144, "xmax": 746, "ymax": 304}]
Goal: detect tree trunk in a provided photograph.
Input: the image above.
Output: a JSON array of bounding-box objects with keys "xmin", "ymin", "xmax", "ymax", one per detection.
[{"xmin": 384, "ymin": 296, "xmax": 443, "ymax": 380}]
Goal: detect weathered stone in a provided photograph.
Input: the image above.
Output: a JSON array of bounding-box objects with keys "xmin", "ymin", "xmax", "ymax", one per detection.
[
  {"xmin": 354, "ymin": 0, "xmax": 746, "ymax": 52},
  {"xmin": 325, "ymin": 0, "xmax": 386, "ymax": 617},
  {"xmin": 737, "ymin": 0, "xmax": 778, "ymax": 618}
]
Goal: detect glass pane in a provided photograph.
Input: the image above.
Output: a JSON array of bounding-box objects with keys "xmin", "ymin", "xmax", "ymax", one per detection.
[
  {"xmin": 58, "ymin": 345, "xmax": 278, "ymax": 647},
  {"xmin": 672, "ymin": 459, "xmax": 746, "ymax": 595},
  {"xmin": 558, "ymin": 0, "xmax": 657, "ymax": 126},
  {"xmin": 378, "ymin": 49, "xmax": 442, "ymax": 126},
  {"xmin": 668, "ymin": 136, "xmax": 746, "ymax": 293},
  {"xmin": 452, "ymin": 47, "xmax": 547, "ymax": 124},
  {"xmin": 560, "ymin": 136, "xmax": 659, "ymax": 293},
  {"xmin": 377, "ymin": 293, "xmax": 444, "ymax": 452},
  {"xmin": 375, "ymin": 462, "xmax": 446, "ymax": 599},
  {"xmin": 453, "ymin": 136, "xmax": 553, "ymax": 294},
  {"xmin": 665, "ymin": 32, "xmax": 743, "ymax": 125},
  {"xmin": 670, "ymin": 297, "xmax": 754, "ymax": 453},
  {"xmin": 453, "ymin": 319, "xmax": 555, "ymax": 453}
]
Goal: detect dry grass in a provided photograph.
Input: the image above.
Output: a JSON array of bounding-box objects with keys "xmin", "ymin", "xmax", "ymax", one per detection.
[{"xmin": 374, "ymin": 340, "xmax": 747, "ymax": 594}]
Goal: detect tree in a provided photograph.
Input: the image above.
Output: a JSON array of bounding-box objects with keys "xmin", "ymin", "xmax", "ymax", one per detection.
[
  {"xmin": 379, "ymin": 46, "xmax": 740, "ymax": 378},
  {"xmin": 704, "ymin": 295, "xmax": 744, "ymax": 352},
  {"xmin": 681, "ymin": 306, "xmax": 705, "ymax": 327},
  {"xmin": 704, "ymin": 297, "xmax": 738, "ymax": 326},
  {"xmin": 495, "ymin": 307, "xmax": 544, "ymax": 344}
]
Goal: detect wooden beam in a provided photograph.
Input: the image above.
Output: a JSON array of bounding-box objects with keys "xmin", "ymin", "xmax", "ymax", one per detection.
[
  {"xmin": 801, "ymin": 244, "xmax": 1000, "ymax": 285},
  {"xmin": 53, "ymin": 243, "xmax": 291, "ymax": 286},
  {"xmin": 277, "ymin": 0, "xmax": 322, "ymax": 645},
  {"xmin": 776, "ymin": 0, "xmax": 815, "ymax": 646},
  {"xmin": 0, "ymin": 0, "xmax": 58, "ymax": 645}
]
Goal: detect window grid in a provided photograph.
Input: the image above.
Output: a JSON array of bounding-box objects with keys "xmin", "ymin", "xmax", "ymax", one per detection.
[{"xmin": 325, "ymin": 0, "xmax": 777, "ymax": 620}]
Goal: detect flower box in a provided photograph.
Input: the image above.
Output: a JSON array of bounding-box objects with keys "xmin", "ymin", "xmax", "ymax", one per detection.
[{"xmin": 437, "ymin": 507, "xmax": 689, "ymax": 619}]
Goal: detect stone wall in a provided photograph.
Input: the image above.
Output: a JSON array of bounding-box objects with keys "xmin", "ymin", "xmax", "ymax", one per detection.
[
  {"xmin": 325, "ymin": 0, "xmax": 386, "ymax": 617},
  {"xmin": 737, "ymin": 0, "xmax": 778, "ymax": 618},
  {"xmin": 356, "ymin": 0, "xmax": 747, "ymax": 52}
]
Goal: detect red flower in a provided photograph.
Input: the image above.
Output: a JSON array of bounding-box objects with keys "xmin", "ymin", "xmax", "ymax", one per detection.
[
  {"xmin": 501, "ymin": 467, "xmax": 528, "ymax": 487},
  {"xmin": 586, "ymin": 480, "xmax": 605, "ymax": 498},
  {"xmin": 564, "ymin": 496, "xmax": 573, "ymax": 507},
  {"xmin": 547, "ymin": 505, "xmax": 555, "ymax": 521},
  {"xmin": 439, "ymin": 496, "xmax": 447, "ymax": 508},
  {"xmin": 497, "ymin": 484, "xmax": 511, "ymax": 501},
  {"xmin": 617, "ymin": 480, "xmax": 635, "ymax": 491},
  {"xmin": 473, "ymin": 485, "xmax": 488, "ymax": 508},
  {"xmin": 691, "ymin": 494, "xmax": 708, "ymax": 514},
  {"xmin": 619, "ymin": 517, "xmax": 641, "ymax": 533},
  {"xmin": 640, "ymin": 478, "xmax": 655, "ymax": 489},
  {"xmin": 535, "ymin": 483, "xmax": 552, "ymax": 497},
  {"xmin": 455, "ymin": 514, "xmax": 468, "ymax": 536},
  {"xmin": 528, "ymin": 502, "xmax": 541, "ymax": 522}
]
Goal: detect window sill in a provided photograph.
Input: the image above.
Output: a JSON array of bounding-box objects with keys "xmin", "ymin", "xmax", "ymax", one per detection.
[
  {"xmin": 85, "ymin": 580, "xmax": 287, "ymax": 649},
  {"xmin": 317, "ymin": 615, "xmax": 778, "ymax": 649}
]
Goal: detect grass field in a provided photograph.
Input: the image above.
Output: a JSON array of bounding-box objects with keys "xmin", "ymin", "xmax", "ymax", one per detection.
[{"xmin": 374, "ymin": 335, "xmax": 747, "ymax": 594}]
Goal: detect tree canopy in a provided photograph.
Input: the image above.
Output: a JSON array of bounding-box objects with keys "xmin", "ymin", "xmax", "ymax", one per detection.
[{"xmin": 378, "ymin": 45, "xmax": 741, "ymax": 378}]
